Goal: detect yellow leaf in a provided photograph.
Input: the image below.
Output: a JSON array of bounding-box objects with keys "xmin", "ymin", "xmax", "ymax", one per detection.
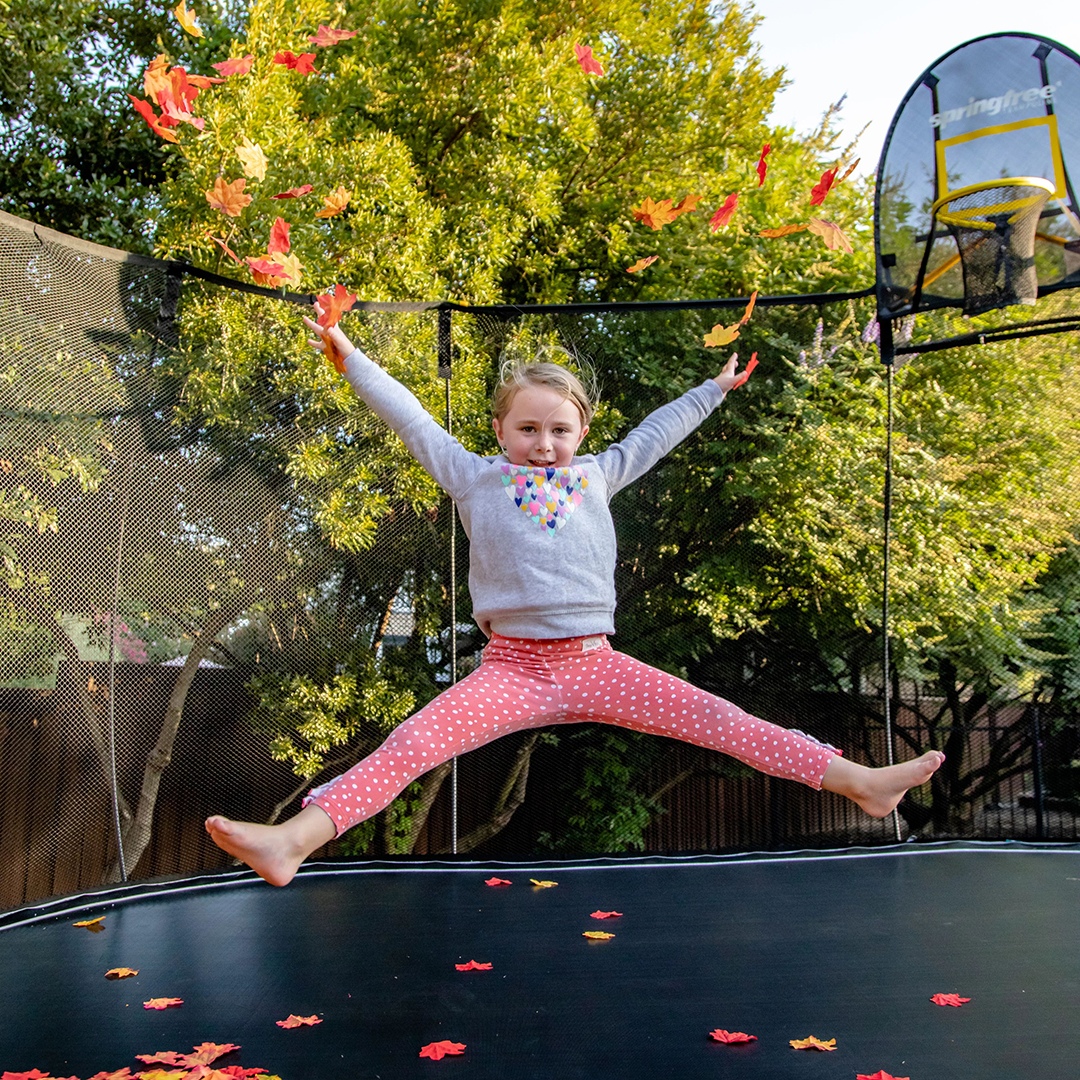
[
  {"xmin": 74, "ymin": 916, "xmax": 105, "ymax": 930},
  {"xmin": 807, "ymin": 218, "xmax": 853, "ymax": 253},
  {"xmin": 105, "ymin": 966, "xmax": 139, "ymax": 979},
  {"xmin": 530, "ymin": 879, "xmax": 558, "ymax": 888},
  {"xmin": 703, "ymin": 323, "xmax": 740, "ymax": 348},
  {"xmin": 626, "ymin": 256, "xmax": 658, "ymax": 273},
  {"xmin": 269, "ymin": 251, "xmax": 303, "ymax": 287},
  {"xmin": 315, "ymin": 185, "xmax": 351, "ymax": 219},
  {"xmin": 173, "ymin": 0, "xmax": 203, "ymax": 37},
  {"xmin": 631, "ymin": 196, "xmax": 678, "ymax": 231},
  {"xmin": 235, "ymin": 137, "xmax": 268, "ymax": 182},
  {"xmin": 143, "ymin": 55, "xmax": 171, "ymax": 104},
  {"xmin": 582, "ymin": 931, "xmax": 614, "ymax": 939},
  {"xmin": 789, "ymin": 1036, "xmax": 837, "ymax": 1051}
]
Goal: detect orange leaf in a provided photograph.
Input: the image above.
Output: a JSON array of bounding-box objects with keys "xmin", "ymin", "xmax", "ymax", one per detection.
[
  {"xmin": 710, "ymin": 1029, "xmax": 757, "ymax": 1043},
  {"xmin": 626, "ymin": 256, "xmax": 658, "ymax": 274},
  {"xmin": 206, "ymin": 177, "xmax": 252, "ymax": 217},
  {"xmin": 807, "ymin": 217, "xmax": 853, "ymax": 253},
  {"xmin": 246, "ymin": 256, "xmax": 286, "ymax": 276},
  {"xmin": 485, "ymin": 877, "xmax": 511, "ymax": 886},
  {"xmin": 73, "ymin": 916, "xmax": 105, "ymax": 930},
  {"xmin": 186, "ymin": 73, "xmax": 225, "ymax": 89},
  {"xmin": 710, "ymin": 192, "xmax": 739, "ymax": 231},
  {"xmin": 790, "ymin": 1036, "xmax": 837, "ymax": 1051},
  {"xmin": 758, "ymin": 223, "xmax": 807, "ymax": 238},
  {"xmin": 173, "ymin": 0, "xmax": 203, "ymax": 37},
  {"xmin": 857, "ymin": 1073, "xmax": 910, "ymax": 1080},
  {"xmin": 86, "ymin": 1069, "xmax": 136, "ymax": 1079},
  {"xmin": 419, "ymin": 1041, "xmax": 466, "ymax": 1060},
  {"xmin": 315, "ymin": 185, "xmax": 351, "ymax": 219},
  {"xmin": 271, "ymin": 184, "xmax": 314, "ymax": 200},
  {"xmin": 144, "ymin": 55, "xmax": 171, "ymax": 103},
  {"xmin": 574, "ymin": 43, "xmax": 604, "ymax": 76},
  {"xmin": 276, "ymin": 1014, "xmax": 323, "ymax": 1028},
  {"xmin": 316, "ymin": 283, "xmax": 358, "ymax": 328},
  {"xmin": 105, "ymin": 967, "xmax": 138, "ymax": 979},
  {"xmin": 321, "ymin": 331, "xmax": 348, "ymax": 374},
  {"xmin": 809, "ymin": 166, "xmax": 838, "ymax": 206},
  {"xmin": 209, "ymin": 235, "xmax": 242, "ymax": 265},
  {"xmin": 631, "ymin": 197, "xmax": 677, "ymax": 231},
  {"xmin": 589, "ymin": 910, "xmax": 622, "ymax": 919},
  {"xmin": 308, "ymin": 25, "xmax": 358, "ymax": 46},
  {"xmin": 671, "ymin": 193, "xmax": 701, "ymax": 217},
  {"xmin": 143, "ymin": 997, "xmax": 184, "ymax": 1010},
  {"xmin": 729, "ymin": 352, "xmax": 757, "ymax": 389},
  {"xmin": 930, "ymin": 992, "xmax": 971, "ymax": 1007},
  {"xmin": 582, "ymin": 930, "xmax": 614, "ymax": 939},
  {"xmin": 213, "ymin": 55, "xmax": 254, "ymax": 76},
  {"xmin": 755, "ymin": 143, "xmax": 770, "ymax": 186},
  {"xmin": 127, "ymin": 95, "xmax": 180, "ymax": 143},
  {"xmin": 455, "ymin": 960, "xmax": 493, "ymax": 970},
  {"xmin": 272, "ymin": 51, "xmax": 318, "ymax": 74},
  {"xmin": 530, "ymin": 878, "xmax": 557, "ymax": 888},
  {"xmin": 180, "ymin": 1043, "xmax": 241, "ymax": 1066},
  {"xmin": 136, "ymin": 1053, "xmax": 185, "ymax": 1066},
  {"xmin": 269, "ymin": 217, "xmax": 290, "ymax": 256},
  {"xmin": 838, "ymin": 158, "xmax": 860, "ymax": 182},
  {"xmin": 739, "ymin": 290, "xmax": 758, "ymax": 325},
  {"xmin": 703, "ymin": 323, "xmax": 740, "ymax": 348}
]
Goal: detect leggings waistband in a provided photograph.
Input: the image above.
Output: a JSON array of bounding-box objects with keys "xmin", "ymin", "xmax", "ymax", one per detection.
[{"xmin": 483, "ymin": 633, "xmax": 612, "ymax": 660}]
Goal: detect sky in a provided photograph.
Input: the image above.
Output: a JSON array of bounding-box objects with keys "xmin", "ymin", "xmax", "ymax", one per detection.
[{"xmin": 752, "ymin": 1, "xmax": 1080, "ymax": 173}]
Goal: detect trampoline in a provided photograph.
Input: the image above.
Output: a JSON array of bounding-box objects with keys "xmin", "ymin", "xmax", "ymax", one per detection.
[{"xmin": 1, "ymin": 842, "xmax": 1077, "ymax": 1079}]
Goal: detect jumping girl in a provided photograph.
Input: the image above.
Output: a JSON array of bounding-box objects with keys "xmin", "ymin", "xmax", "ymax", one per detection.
[{"xmin": 206, "ymin": 308, "xmax": 943, "ymax": 885}]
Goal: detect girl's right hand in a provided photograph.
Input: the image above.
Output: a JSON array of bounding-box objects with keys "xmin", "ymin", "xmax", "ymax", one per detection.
[{"xmin": 303, "ymin": 303, "xmax": 357, "ymax": 364}]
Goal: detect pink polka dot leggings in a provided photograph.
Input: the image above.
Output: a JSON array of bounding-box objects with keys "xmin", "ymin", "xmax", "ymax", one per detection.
[{"xmin": 306, "ymin": 633, "xmax": 840, "ymax": 837}]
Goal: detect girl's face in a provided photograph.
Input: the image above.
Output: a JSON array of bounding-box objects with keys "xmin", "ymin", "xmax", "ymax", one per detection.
[{"xmin": 492, "ymin": 384, "xmax": 589, "ymax": 468}]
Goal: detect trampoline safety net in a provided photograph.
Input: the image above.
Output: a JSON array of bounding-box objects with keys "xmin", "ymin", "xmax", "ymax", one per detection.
[{"xmin": 2, "ymin": 210, "xmax": 1078, "ymax": 910}]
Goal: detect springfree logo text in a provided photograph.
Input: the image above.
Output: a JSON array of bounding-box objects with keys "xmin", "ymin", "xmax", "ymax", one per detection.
[{"xmin": 930, "ymin": 83, "xmax": 1061, "ymax": 129}]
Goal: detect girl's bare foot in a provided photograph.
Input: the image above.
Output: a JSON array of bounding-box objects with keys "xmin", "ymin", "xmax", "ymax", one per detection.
[
  {"xmin": 822, "ymin": 750, "xmax": 945, "ymax": 819},
  {"xmin": 205, "ymin": 805, "xmax": 336, "ymax": 887}
]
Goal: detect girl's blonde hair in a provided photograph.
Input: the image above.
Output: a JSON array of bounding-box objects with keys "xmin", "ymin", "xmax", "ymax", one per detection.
[{"xmin": 492, "ymin": 346, "xmax": 598, "ymax": 427}]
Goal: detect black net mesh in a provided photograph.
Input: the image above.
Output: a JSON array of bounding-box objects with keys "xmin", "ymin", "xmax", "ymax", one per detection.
[{"xmin": 2, "ymin": 211, "xmax": 1078, "ymax": 912}]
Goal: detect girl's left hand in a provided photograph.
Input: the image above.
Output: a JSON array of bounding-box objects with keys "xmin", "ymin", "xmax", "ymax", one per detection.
[{"xmin": 713, "ymin": 352, "xmax": 757, "ymax": 393}]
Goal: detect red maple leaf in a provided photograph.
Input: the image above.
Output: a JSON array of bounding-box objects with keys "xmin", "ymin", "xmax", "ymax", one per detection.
[
  {"xmin": 573, "ymin": 43, "xmax": 604, "ymax": 76},
  {"xmin": 245, "ymin": 256, "xmax": 286, "ymax": 277},
  {"xmin": 589, "ymin": 910, "xmax": 622, "ymax": 919},
  {"xmin": 214, "ymin": 1069, "xmax": 267, "ymax": 1078},
  {"xmin": 269, "ymin": 217, "xmax": 290, "ymax": 256},
  {"xmin": 316, "ymin": 284, "xmax": 358, "ymax": 328},
  {"xmin": 308, "ymin": 25, "xmax": 358, "ymax": 47},
  {"xmin": 2, "ymin": 1072, "xmax": 54, "ymax": 1080},
  {"xmin": 276, "ymin": 1014, "xmax": 323, "ymax": 1028},
  {"xmin": 212, "ymin": 55, "xmax": 254, "ymax": 76},
  {"xmin": 272, "ymin": 51, "xmax": 318, "ymax": 74},
  {"xmin": 709, "ymin": 1029, "xmax": 757, "ymax": 1043},
  {"xmin": 930, "ymin": 992, "xmax": 971, "ymax": 1007},
  {"xmin": 756, "ymin": 144, "xmax": 770, "ymax": 187},
  {"xmin": 710, "ymin": 192, "xmax": 739, "ymax": 231},
  {"xmin": 86, "ymin": 1070, "xmax": 135, "ymax": 1080},
  {"xmin": 143, "ymin": 996, "xmax": 184, "ymax": 1009},
  {"xmin": 271, "ymin": 184, "xmax": 314, "ymax": 200},
  {"xmin": 136, "ymin": 1053, "xmax": 185, "ymax": 1066},
  {"xmin": 181, "ymin": 1044, "xmax": 242, "ymax": 1067},
  {"xmin": 729, "ymin": 352, "xmax": 758, "ymax": 389},
  {"xmin": 485, "ymin": 877, "xmax": 511, "ymax": 886},
  {"xmin": 128, "ymin": 95, "xmax": 180, "ymax": 143},
  {"xmin": 857, "ymin": 1073, "xmax": 910, "ymax": 1080},
  {"xmin": 419, "ymin": 1041, "xmax": 466, "ymax": 1060},
  {"xmin": 809, "ymin": 166, "xmax": 838, "ymax": 206},
  {"xmin": 455, "ymin": 960, "xmax": 493, "ymax": 970}
]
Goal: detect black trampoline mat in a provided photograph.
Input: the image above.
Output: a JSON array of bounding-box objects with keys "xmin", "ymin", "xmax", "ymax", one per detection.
[{"xmin": 1, "ymin": 843, "xmax": 1077, "ymax": 1079}]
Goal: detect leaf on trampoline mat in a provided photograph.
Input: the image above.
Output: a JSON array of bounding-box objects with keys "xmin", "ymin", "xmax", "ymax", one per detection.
[
  {"xmin": 807, "ymin": 218, "xmax": 853, "ymax": 254},
  {"xmin": 758, "ymin": 223, "xmax": 807, "ymax": 238},
  {"xmin": 709, "ymin": 1029, "xmax": 757, "ymax": 1043},
  {"xmin": 809, "ymin": 167, "xmax": 838, "ymax": 206},
  {"xmin": 136, "ymin": 1052, "xmax": 186, "ymax": 1065},
  {"xmin": 86, "ymin": 1069, "xmax": 136, "ymax": 1080},
  {"xmin": 316, "ymin": 284, "xmax": 358, "ymax": 328},
  {"xmin": 105, "ymin": 967, "xmax": 139, "ymax": 979},
  {"xmin": 484, "ymin": 877, "xmax": 512, "ymax": 886},
  {"xmin": 857, "ymin": 1072, "xmax": 910, "ymax": 1080},
  {"xmin": 626, "ymin": 256, "xmax": 658, "ymax": 274},
  {"xmin": 419, "ymin": 1040, "xmax": 466, "ymax": 1060},
  {"xmin": 271, "ymin": 185, "xmax": 314, "ymax": 200},
  {"xmin": 182, "ymin": 1043, "xmax": 242, "ymax": 1066},
  {"xmin": 2, "ymin": 1071, "xmax": 58, "ymax": 1080},
  {"xmin": 589, "ymin": 910, "xmax": 622, "ymax": 919},
  {"xmin": 275, "ymin": 1014, "xmax": 323, "ymax": 1027},
  {"xmin": 789, "ymin": 1036, "xmax": 837, "ymax": 1051},
  {"xmin": 143, "ymin": 997, "xmax": 184, "ymax": 1010},
  {"xmin": 455, "ymin": 961, "xmax": 493, "ymax": 970},
  {"xmin": 205, "ymin": 177, "xmax": 252, "ymax": 218},
  {"xmin": 573, "ymin": 44, "xmax": 604, "ymax": 76},
  {"xmin": 137, "ymin": 1070, "xmax": 188, "ymax": 1080},
  {"xmin": 702, "ymin": 322, "xmax": 740, "ymax": 348},
  {"xmin": 73, "ymin": 916, "xmax": 105, "ymax": 931},
  {"xmin": 709, "ymin": 192, "xmax": 739, "ymax": 231},
  {"xmin": 930, "ymin": 993, "xmax": 971, "ymax": 1007},
  {"xmin": 530, "ymin": 879, "xmax": 558, "ymax": 888},
  {"xmin": 582, "ymin": 931, "xmax": 614, "ymax": 940}
]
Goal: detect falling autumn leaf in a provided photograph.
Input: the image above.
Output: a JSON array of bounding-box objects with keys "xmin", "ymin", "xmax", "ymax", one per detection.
[
  {"xmin": 105, "ymin": 967, "xmax": 138, "ymax": 979},
  {"xmin": 485, "ymin": 877, "xmax": 511, "ymax": 886},
  {"xmin": 271, "ymin": 184, "xmax": 314, "ymax": 200},
  {"xmin": 316, "ymin": 284, "xmax": 358, "ymax": 328},
  {"xmin": 160, "ymin": 97, "xmax": 205, "ymax": 130},
  {"xmin": 272, "ymin": 51, "xmax": 318, "ymax": 74},
  {"xmin": 74, "ymin": 916, "xmax": 105, "ymax": 931},
  {"xmin": 276, "ymin": 1014, "xmax": 323, "ymax": 1028},
  {"xmin": 582, "ymin": 931, "xmax": 614, "ymax": 940},
  {"xmin": 807, "ymin": 217, "xmax": 853, "ymax": 253},
  {"xmin": 144, "ymin": 55, "xmax": 171, "ymax": 102},
  {"xmin": 206, "ymin": 177, "xmax": 253, "ymax": 217},
  {"xmin": 710, "ymin": 192, "xmax": 739, "ymax": 231},
  {"xmin": 144, "ymin": 998, "xmax": 184, "ymax": 1010},
  {"xmin": 530, "ymin": 879, "xmax": 558, "ymax": 888},
  {"xmin": 709, "ymin": 1029, "xmax": 757, "ymax": 1043},
  {"xmin": 756, "ymin": 144, "xmax": 771, "ymax": 186},
  {"xmin": 186, "ymin": 72, "xmax": 225, "ymax": 89},
  {"xmin": 315, "ymin": 185, "xmax": 351, "ymax": 219},
  {"xmin": 173, "ymin": 0, "xmax": 203, "ymax": 37},
  {"xmin": 631, "ymin": 197, "xmax": 678, "ymax": 231},
  {"xmin": 213, "ymin": 55, "xmax": 255, "ymax": 76},
  {"xmin": 574, "ymin": 43, "xmax": 604, "ymax": 76},
  {"xmin": 759, "ymin": 223, "xmax": 807, "ymax": 238},
  {"xmin": 739, "ymin": 290, "xmax": 758, "ymax": 325},
  {"xmin": 128, "ymin": 95, "xmax": 180, "ymax": 143},
  {"xmin": 589, "ymin": 911, "xmax": 622, "ymax": 919},
  {"xmin": 419, "ymin": 1041, "xmax": 466, "ymax": 1060},
  {"xmin": 236, "ymin": 137, "xmax": 268, "ymax": 181},
  {"xmin": 246, "ymin": 256, "xmax": 287, "ymax": 286},
  {"xmin": 703, "ymin": 322, "xmax": 740, "ymax": 348},
  {"xmin": 308, "ymin": 25, "xmax": 358, "ymax": 46},
  {"xmin": 857, "ymin": 1072, "xmax": 910, "ymax": 1080},
  {"xmin": 790, "ymin": 1036, "xmax": 837, "ymax": 1051},
  {"xmin": 838, "ymin": 158, "xmax": 861, "ymax": 182},
  {"xmin": 270, "ymin": 251, "xmax": 304, "ymax": 287},
  {"xmin": 455, "ymin": 961, "xmax": 493, "ymax": 971},
  {"xmin": 671, "ymin": 193, "xmax": 702, "ymax": 217},
  {"xmin": 729, "ymin": 352, "xmax": 758, "ymax": 389},
  {"xmin": 626, "ymin": 256, "xmax": 658, "ymax": 274},
  {"xmin": 930, "ymin": 993, "xmax": 971, "ymax": 1007},
  {"xmin": 809, "ymin": 166, "xmax": 839, "ymax": 206},
  {"xmin": 210, "ymin": 235, "xmax": 242, "ymax": 265},
  {"xmin": 269, "ymin": 217, "xmax": 291, "ymax": 256}
]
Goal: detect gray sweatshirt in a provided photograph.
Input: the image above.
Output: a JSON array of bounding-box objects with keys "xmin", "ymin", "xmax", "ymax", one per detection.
[{"xmin": 343, "ymin": 348, "xmax": 725, "ymax": 639}]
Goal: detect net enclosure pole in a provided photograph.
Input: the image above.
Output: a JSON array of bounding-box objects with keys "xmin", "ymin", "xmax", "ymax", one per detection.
[{"xmin": 438, "ymin": 307, "xmax": 459, "ymax": 854}]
